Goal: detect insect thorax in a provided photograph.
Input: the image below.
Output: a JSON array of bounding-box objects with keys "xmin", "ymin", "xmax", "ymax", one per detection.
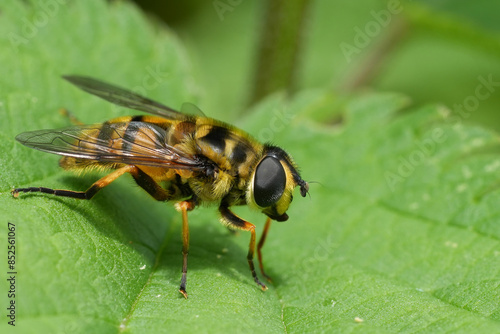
[{"xmin": 188, "ymin": 119, "xmax": 263, "ymax": 204}]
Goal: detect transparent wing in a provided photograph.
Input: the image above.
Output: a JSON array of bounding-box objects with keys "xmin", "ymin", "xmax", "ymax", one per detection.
[
  {"xmin": 63, "ymin": 75, "xmax": 191, "ymax": 120},
  {"xmin": 180, "ymin": 102, "xmax": 205, "ymax": 117},
  {"xmin": 15, "ymin": 122, "xmax": 206, "ymax": 171}
]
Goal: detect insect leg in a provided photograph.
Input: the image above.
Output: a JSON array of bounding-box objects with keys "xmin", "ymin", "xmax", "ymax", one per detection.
[
  {"xmin": 12, "ymin": 165, "xmax": 136, "ymax": 199},
  {"xmin": 219, "ymin": 204, "xmax": 267, "ymax": 291},
  {"xmin": 175, "ymin": 200, "xmax": 196, "ymax": 299},
  {"xmin": 257, "ymin": 217, "xmax": 272, "ymax": 282},
  {"xmin": 130, "ymin": 169, "xmax": 198, "ymax": 299},
  {"xmin": 59, "ymin": 108, "xmax": 84, "ymax": 125},
  {"xmin": 129, "ymin": 168, "xmax": 172, "ymax": 201}
]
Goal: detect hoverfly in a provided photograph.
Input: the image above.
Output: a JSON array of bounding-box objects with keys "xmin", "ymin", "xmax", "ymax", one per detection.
[{"xmin": 12, "ymin": 76, "xmax": 309, "ymax": 298}]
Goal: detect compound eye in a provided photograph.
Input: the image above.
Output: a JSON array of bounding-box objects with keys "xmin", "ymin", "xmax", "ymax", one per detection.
[{"xmin": 253, "ymin": 156, "xmax": 286, "ymax": 207}]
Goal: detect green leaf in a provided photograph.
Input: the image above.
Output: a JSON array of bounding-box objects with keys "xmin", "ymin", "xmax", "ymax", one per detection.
[{"xmin": 2, "ymin": 1, "xmax": 500, "ymax": 333}]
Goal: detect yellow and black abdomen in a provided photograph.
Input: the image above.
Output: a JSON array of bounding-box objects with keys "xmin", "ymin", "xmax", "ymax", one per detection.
[{"xmin": 59, "ymin": 115, "xmax": 195, "ymax": 178}]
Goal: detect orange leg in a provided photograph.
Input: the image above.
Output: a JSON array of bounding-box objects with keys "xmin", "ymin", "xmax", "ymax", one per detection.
[
  {"xmin": 257, "ymin": 217, "xmax": 272, "ymax": 282},
  {"xmin": 176, "ymin": 200, "xmax": 196, "ymax": 298},
  {"xmin": 219, "ymin": 205, "xmax": 267, "ymax": 291},
  {"xmin": 59, "ymin": 108, "xmax": 84, "ymax": 125}
]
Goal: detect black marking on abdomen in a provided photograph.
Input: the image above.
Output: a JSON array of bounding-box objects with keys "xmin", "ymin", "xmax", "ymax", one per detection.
[
  {"xmin": 200, "ymin": 126, "xmax": 229, "ymax": 154},
  {"xmin": 131, "ymin": 115, "xmax": 145, "ymax": 122},
  {"xmin": 123, "ymin": 120, "xmax": 141, "ymax": 151},
  {"xmin": 154, "ymin": 125, "xmax": 169, "ymax": 150},
  {"xmin": 97, "ymin": 121, "xmax": 114, "ymax": 142},
  {"xmin": 229, "ymin": 141, "xmax": 248, "ymax": 164}
]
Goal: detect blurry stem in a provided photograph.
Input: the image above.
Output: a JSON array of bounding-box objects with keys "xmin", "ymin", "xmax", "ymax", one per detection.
[
  {"xmin": 250, "ymin": 0, "xmax": 313, "ymax": 105},
  {"xmin": 340, "ymin": 17, "xmax": 409, "ymax": 92}
]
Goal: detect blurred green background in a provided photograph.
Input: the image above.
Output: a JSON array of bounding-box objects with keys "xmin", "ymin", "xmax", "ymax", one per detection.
[
  {"xmin": 2, "ymin": 1, "xmax": 500, "ymax": 332},
  {"xmin": 132, "ymin": 0, "xmax": 500, "ymax": 129}
]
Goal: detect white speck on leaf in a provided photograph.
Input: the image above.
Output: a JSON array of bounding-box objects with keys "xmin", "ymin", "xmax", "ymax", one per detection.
[
  {"xmin": 485, "ymin": 160, "xmax": 500, "ymax": 172},
  {"xmin": 445, "ymin": 241, "xmax": 458, "ymax": 248},
  {"xmin": 456, "ymin": 184, "xmax": 467, "ymax": 193},
  {"xmin": 462, "ymin": 165, "xmax": 473, "ymax": 179},
  {"xmin": 471, "ymin": 138, "xmax": 485, "ymax": 147},
  {"xmin": 438, "ymin": 106, "xmax": 449, "ymax": 118}
]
